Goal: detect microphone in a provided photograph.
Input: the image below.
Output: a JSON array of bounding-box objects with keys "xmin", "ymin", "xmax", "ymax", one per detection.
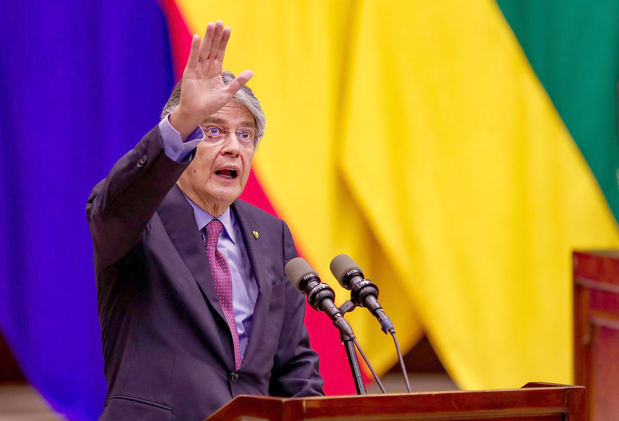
[
  {"xmin": 330, "ymin": 254, "xmax": 412, "ymax": 392},
  {"xmin": 285, "ymin": 257, "xmax": 354, "ymax": 338},
  {"xmin": 330, "ymin": 254, "xmax": 394, "ymax": 334}
]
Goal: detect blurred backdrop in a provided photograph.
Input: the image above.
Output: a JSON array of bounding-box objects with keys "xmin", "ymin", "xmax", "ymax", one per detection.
[{"xmin": 1, "ymin": 0, "xmax": 618, "ymax": 420}]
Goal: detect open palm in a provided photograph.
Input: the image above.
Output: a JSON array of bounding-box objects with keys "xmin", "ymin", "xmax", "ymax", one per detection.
[{"xmin": 171, "ymin": 21, "xmax": 253, "ymax": 137}]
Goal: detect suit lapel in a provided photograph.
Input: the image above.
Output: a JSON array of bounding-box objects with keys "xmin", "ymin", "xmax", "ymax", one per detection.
[
  {"xmin": 158, "ymin": 194, "xmax": 274, "ymax": 369},
  {"xmin": 232, "ymin": 200, "xmax": 272, "ymax": 364},
  {"xmin": 157, "ymin": 185, "xmax": 226, "ymax": 322}
]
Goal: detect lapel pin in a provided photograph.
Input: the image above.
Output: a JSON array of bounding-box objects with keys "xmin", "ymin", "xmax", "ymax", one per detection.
[{"xmin": 252, "ymin": 230, "xmax": 259, "ymax": 239}]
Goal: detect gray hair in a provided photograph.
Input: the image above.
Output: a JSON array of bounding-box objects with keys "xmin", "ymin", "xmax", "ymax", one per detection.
[{"xmin": 161, "ymin": 71, "xmax": 266, "ymax": 142}]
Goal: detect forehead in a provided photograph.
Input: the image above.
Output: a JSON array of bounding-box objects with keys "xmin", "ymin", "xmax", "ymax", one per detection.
[{"xmin": 205, "ymin": 101, "xmax": 255, "ymax": 126}]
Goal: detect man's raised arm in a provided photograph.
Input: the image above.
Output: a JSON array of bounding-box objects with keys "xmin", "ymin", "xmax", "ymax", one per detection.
[{"xmin": 86, "ymin": 21, "xmax": 253, "ymax": 268}]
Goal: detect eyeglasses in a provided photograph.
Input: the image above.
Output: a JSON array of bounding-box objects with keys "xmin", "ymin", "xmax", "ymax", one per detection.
[{"xmin": 200, "ymin": 124, "xmax": 256, "ymax": 146}]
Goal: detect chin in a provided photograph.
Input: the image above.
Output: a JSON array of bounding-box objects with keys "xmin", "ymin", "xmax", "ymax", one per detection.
[{"xmin": 212, "ymin": 191, "xmax": 241, "ymax": 206}]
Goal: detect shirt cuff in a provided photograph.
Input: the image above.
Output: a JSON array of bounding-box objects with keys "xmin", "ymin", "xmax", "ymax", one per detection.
[{"xmin": 159, "ymin": 114, "xmax": 204, "ymax": 163}]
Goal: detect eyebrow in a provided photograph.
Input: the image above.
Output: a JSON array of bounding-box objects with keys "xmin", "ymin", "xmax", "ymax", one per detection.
[{"xmin": 202, "ymin": 117, "xmax": 256, "ymax": 128}]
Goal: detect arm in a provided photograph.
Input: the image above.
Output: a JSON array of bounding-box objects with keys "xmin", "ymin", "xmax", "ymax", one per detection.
[
  {"xmin": 86, "ymin": 127, "xmax": 189, "ymax": 268},
  {"xmin": 86, "ymin": 21, "xmax": 253, "ymax": 269},
  {"xmin": 269, "ymin": 221, "xmax": 324, "ymax": 397}
]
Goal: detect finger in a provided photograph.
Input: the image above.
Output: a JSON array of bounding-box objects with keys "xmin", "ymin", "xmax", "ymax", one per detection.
[
  {"xmin": 198, "ymin": 22, "xmax": 215, "ymax": 62},
  {"xmin": 208, "ymin": 20, "xmax": 225, "ymax": 60},
  {"xmin": 215, "ymin": 26, "xmax": 231, "ymax": 61},
  {"xmin": 225, "ymin": 70, "xmax": 254, "ymax": 95},
  {"xmin": 185, "ymin": 34, "xmax": 201, "ymax": 69}
]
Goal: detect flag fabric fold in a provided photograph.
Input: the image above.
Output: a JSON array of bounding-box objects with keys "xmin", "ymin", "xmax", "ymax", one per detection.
[{"xmin": 1, "ymin": 0, "xmax": 618, "ymax": 419}]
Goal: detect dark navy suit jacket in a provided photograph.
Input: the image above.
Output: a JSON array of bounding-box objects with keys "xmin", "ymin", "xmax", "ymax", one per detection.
[{"xmin": 87, "ymin": 126, "xmax": 323, "ymax": 420}]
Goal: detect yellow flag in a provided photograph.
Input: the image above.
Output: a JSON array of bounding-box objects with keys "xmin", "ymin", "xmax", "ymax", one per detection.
[
  {"xmin": 339, "ymin": 0, "xmax": 619, "ymax": 388},
  {"xmin": 175, "ymin": 0, "xmax": 619, "ymax": 389}
]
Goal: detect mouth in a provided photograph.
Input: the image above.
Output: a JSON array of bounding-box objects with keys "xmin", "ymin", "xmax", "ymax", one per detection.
[{"xmin": 214, "ymin": 168, "xmax": 238, "ymax": 179}]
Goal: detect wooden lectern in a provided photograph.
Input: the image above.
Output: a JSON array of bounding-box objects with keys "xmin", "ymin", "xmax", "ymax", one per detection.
[
  {"xmin": 206, "ymin": 383, "xmax": 584, "ymax": 420},
  {"xmin": 573, "ymin": 251, "xmax": 619, "ymax": 421}
]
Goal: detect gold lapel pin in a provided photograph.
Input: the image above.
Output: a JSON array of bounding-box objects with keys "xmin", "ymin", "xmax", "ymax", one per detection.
[{"xmin": 252, "ymin": 230, "xmax": 259, "ymax": 239}]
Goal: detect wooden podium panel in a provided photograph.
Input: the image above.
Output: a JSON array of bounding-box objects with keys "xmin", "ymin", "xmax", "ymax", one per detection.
[
  {"xmin": 574, "ymin": 251, "xmax": 619, "ymax": 421},
  {"xmin": 206, "ymin": 383, "xmax": 584, "ymax": 421}
]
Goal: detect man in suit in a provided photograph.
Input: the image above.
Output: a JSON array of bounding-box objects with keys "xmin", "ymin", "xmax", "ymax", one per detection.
[{"xmin": 87, "ymin": 21, "xmax": 324, "ymax": 420}]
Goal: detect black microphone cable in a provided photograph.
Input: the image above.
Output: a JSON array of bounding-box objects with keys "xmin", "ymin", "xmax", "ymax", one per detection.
[
  {"xmin": 285, "ymin": 257, "xmax": 386, "ymax": 394},
  {"xmin": 330, "ymin": 254, "xmax": 412, "ymax": 392}
]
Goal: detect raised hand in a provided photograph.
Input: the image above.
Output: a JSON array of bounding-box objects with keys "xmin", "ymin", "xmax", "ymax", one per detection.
[{"xmin": 169, "ymin": 21, "xmax": 253, "ymax": 139}]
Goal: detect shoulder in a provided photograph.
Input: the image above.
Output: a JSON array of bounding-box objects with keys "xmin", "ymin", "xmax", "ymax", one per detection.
[{"xmin": 232, "ymin": 199, "xmax": 295, "ymax": 249}]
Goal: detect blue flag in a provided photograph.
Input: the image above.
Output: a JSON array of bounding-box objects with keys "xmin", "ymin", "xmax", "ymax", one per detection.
[{"xmin": 0, "ymin": 1, "xmax": 175, "ymax": 419}]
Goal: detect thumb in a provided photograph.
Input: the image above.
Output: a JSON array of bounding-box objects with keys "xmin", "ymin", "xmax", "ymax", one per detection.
[{"xmin": 225, "ymin": 70, "xmax": 254, "ymax": 96}]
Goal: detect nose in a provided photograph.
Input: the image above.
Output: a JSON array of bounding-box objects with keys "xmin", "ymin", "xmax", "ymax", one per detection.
[{"xmin": 220, "ymin": 131, "xmax": 241, "ymax": 155}]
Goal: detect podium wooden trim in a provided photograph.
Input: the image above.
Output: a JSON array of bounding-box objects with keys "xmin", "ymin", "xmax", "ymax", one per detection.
[
  {"xmin": 573, "ymin": 250, "xmax": 619, "ymax": 421},
  {"xmin": 206, "ymin": 383, "xmax": 584, "ymax": 420}
]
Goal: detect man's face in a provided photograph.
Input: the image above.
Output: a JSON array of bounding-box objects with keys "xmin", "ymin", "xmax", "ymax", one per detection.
[{"xmin": 177, "ymin": 101, "xmax": 256, "ymax": 215}]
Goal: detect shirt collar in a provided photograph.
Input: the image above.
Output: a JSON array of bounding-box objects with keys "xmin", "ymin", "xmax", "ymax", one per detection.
[{"xmin": 183, "ymin": 194, "xmax": 236, "ymax": 244}]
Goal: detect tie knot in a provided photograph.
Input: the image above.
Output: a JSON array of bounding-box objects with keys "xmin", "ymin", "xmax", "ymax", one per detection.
[{"xmin": 205, "ymin": 219, "xmax": 224, "ymax": 247}]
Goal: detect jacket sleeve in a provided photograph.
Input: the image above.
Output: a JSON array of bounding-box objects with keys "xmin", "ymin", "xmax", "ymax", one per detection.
[
  {"xmin": 268, "ymin": 220, "xmax": 325, "ymax": 397},
  {"xmin": 86, "ymin": 126, "xmax": 191, "ymax": 270}
]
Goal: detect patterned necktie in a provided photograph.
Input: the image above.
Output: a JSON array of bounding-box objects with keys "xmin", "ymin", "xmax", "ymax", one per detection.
[{"xmin": 205, "ymin": 219, "xmax": 242, "ymax": 370}]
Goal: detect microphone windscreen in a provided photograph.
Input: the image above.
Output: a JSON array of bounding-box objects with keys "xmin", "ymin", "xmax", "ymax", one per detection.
[
  {"xmin": 330, "ymin": 254, "xmax": 362, "ymax": 287},
  {"xmin": 285, "ymin": 257, "xmax": 317, "ymax": 291}
]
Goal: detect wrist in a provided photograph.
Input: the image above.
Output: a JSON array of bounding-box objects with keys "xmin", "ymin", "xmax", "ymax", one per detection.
[{"xmin": 169, "ymin": 106, "xmax": 200, "ymax": 141}]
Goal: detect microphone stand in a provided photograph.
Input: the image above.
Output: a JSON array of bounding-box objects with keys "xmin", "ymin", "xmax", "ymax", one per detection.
[
  {"xmin": 329, "ymin": 254, "xmax": 410, "ymax": 392},
  {"xmin": 338, "ymin": 301, "xmax": 389, "ymax": 394},
  {"xmin": 333, "ymin": 315, "xmax": 366, "ymax": 394},
  {"xmin": 305, "ymin": 279, "xmax": 368, "ymax": 394}
]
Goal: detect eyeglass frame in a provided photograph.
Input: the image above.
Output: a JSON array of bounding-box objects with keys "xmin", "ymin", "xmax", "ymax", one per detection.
[{"xmin": 199, "ymin": 124, "xmax": 257, "ymax": 147}]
